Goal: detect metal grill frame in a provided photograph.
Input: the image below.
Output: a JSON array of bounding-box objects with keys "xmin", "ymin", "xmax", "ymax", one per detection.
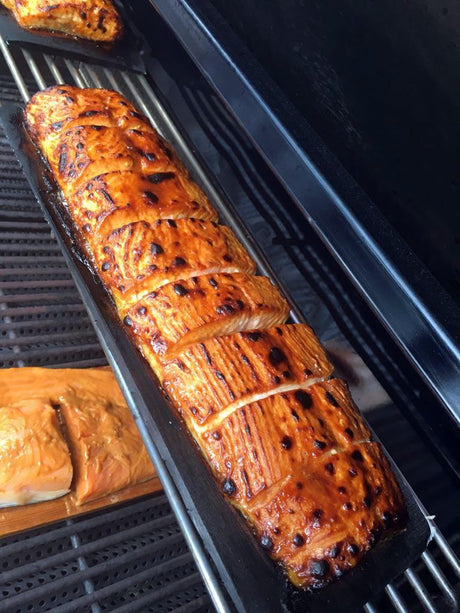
[{"xmin": 0, "ymin": 29, "xmax": 458, "ymax": 613}]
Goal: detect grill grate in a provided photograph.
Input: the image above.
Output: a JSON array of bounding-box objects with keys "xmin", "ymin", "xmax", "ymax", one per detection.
[{"xmin": 0, "ymin": 37, "xmax": 458, "ymax": 613}]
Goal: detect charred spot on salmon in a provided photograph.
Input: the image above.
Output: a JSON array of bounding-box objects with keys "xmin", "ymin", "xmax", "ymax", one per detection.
[
  {"xmin": 52, "ymin": 121, "xmax": 63, "ymax": 130},
  {"xmin": 222, "ymin": 254, "xmax": 233, "ymax": 262},
  {"xmin": 309, "ymin": 559, "xmax": 329, "ymax": 577},
  {"xmin": 212, "ymin": 431, "xmax": 221, "ymax": 440},
  {"xmin": 236, "ymin": 300, "xmax": 245, "ymax": 310},
  {"xmin": 260, "ymin": 535, "xmax": 274, "ymax": 551},
  {"xmin": 215, "ymin": 371, "xmax": 226, "ymax": 381},
  {"xmin": 101, "ymin": 262, "xmax": 110, "ymax": 272},
  {"xmin": 348, "ymin": 544, "xmax": 359, "ymax": 556},
  {"xmin": 137, "ymin": 306, "xmax": 147, "ymax": 316},
  {"xmin": 140, "ymin": 151, "xmax": 157, "ymax": 161},
  {"xmin": 81, "ymin": 110, "xmax": 98, "ymax": 117},
  {"xmin": 123, "ymin": 316, "xmax": 133, "ymax": 327},
  {"xmin": 363, "ymin": 496, "xmax": 372, "ymax": 508},
  {"xmin": 269, "ymin": 346, "xmax": 287, "ymax": 366},
  {"xmin": 293, "ymin": 533, "xmax": 305, "ymax": 547},
  {"xmin": 291, "ymin": 409, "xmax": 300, "ymax": 422},
  {"xmin": 281, "ymin": 436, "xmax": 292, "ymax": 450},
  {"xmin": 282, "ymin": 370, "xmax": 291, "ymax": 379},
  {"xmin": 294, "ymin": 390, "xmax": 312, "ymax": 409},
  {"xmin": 330, "ymin": 544, "xmax": 341, "ymax": 558},
  {"xmin": 173, "ymin": 257, "xmax": 187, "ymax": 267},
  {"xmin": 209, "ymin": 278, "xmax": 218, "ymax": 289},
  {"xmin": 129, "ymin": 111, "xmax": 144, "ymax": 120},
  {"xmin": 76, "ymin": 142, "xmax": 84, "ymax": 150},
  {"xmin": 351, "ymin": 450, "xmax": 364, "ymax": 462},
  {"xmin": 150, "ymin": 243, "xmax": 164, "ymax": 255},
  {"xmin": 325, "ymin": 462, "xmax": 334, "ymax": 475},
  {"xmin": 304, "ymin": 368, "xmax": 312, "ymax": 376},
  {"xmin": 91, "ymin": 125, "xmax": 103, "ymax": 131},
  {"xmin": 349, "ymin": 468, "xmax": 358, "ymax": 478},
  {"xmin": 216, "ymin": 304, "xmax": 235, "ymax": 315},
  {"xmin": 247, "ymin": 331, "xmax": 262, "ymax": 342},
  {"xmin": 58, "ymin": 149, "xmax": 67, "ymax": 174},
  {"xmin": 173, "ymin": 284, "xmax": 189, "ymax": 296},
  {"xmin": 166, "ymin": 220, "xmax": 177, "ymax": 228},
  {"xmin": 314, "ymin": 440, "xmax": 327, "ymax": 450},
  {"xmin": 345, "ymin": 428, "xmax": 354, "ymax": 439},
  {"xmin": 147, "ymin": 172, "xmax": 176, "ymax": 184},
  {"xmin": 338, "ymin": 486, "xmax": 347, "ymax": 495},
  {"xmin": 222, "ymin": 478, "xmax": 236, "ymax": 496},
  {"xmin": 375, "ymin": 486, "xmax": 382, "ymax": 496},
  {"xmin": 325, "ymin": 391, "xmax": 339, "ymax": 407},
  {"xmin": 144, "ymin": 190, "xmax": 158, "ymax": 203},
  {"xmin": 100, "ymin": 189, "xmax": 114, "ymax": 205},
  {"xmin": 82, "ymin": 224, "xmax": 90, "ymax": 233},
  {"xmin": 343, "ymin": 502, "xmax": 353, "ymax": 511}
]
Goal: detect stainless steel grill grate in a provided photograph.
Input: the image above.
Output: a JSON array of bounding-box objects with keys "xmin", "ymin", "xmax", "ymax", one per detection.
[{"xmin": 0, "ymin": 36, "xmax": 458, "ymax": 613}]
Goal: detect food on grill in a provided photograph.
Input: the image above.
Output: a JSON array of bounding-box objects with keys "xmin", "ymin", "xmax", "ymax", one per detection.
[
  {"xmin": 56, "ymin": 385, "xmax": 154, "ymax": 504},
  {"xmin": 0, "ymin": 0, "xmax": 122, "ymax": 42},
  {"xmin": 0, "ymin": 367, "xmax": 155, "ymax": 505},
  {"xmin": 93, "ymin": 219, "xmax": 256, "ymax": 310},
  {"xmin": 148, "ymin": 323, "xmax": 334, "ymax": 426},
  {"xmin": 25, "ymin": 85, "xmax": 406, "ymax": 589},
  {"xmin": 125, "ymin": 272, "xmax": 290, "ymax": 354},
  {"xmin": 0, "ymin": 399, "xmax": 72, "ymax": 507}
]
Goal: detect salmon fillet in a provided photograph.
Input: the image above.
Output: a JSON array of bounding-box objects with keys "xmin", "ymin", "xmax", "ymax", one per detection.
[
  {"xmin": 0, "ymin": 367, "xmax": 155, "ymax": 505},
  {"xmin": 56, "ymin": 386, "xmax": 154, "ymax": 505},
  {"xmin": 125, "ymin": 272, "xmax": 290, "ymax": 356},
  {"xmin": 152, "ymin": 323, "xmax": 333, "ymax": 427},
  {"xmin": 0, "ymin": 399, "xmax": 72, "ymax": 506},
  {"xmin": 94, "ymin": 219, "xmax": 256, "ymax": 310},
  {"xmin": 1, "ymin": 0, "xmax": 122, "ymax": 42},
  {"xmin": 25, "ymin": 86, "xmax": 406, "ymax": 589}
]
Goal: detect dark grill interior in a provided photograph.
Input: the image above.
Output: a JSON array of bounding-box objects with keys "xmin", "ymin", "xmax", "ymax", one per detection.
[{"xmin": 0, "ymin": 25, "xmax": 458, "ymax": 610}]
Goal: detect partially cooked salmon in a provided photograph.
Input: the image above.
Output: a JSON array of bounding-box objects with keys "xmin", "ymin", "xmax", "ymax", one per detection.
[
  {"xmin": 0, "ymin": 0, "xmax": 122, "ymax": 42},
  {"xmin": 0, "ymin": 399, "xmax": 72, "ymax": 506}
]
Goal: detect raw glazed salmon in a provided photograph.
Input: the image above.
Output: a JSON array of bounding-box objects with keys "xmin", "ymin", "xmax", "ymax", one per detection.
[
  {"xmin": 0, "ymin": 367, "xmax": 155, "ymax": 505},
  {"xmin": 0, "ymin": 0, "xmax": 122, "ymax": 42},
  {"xmin": 0, "ymin": 399, "xmax": 72, "ymax": 506},
  {"xmin": 26, "ymin": 86, "xmax": 406, "ymax": 589}
]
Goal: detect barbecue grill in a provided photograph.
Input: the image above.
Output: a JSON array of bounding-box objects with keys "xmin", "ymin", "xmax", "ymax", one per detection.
[{"xmin": 0, "ymin": 1, "xmax": 459, "ymax": 611}]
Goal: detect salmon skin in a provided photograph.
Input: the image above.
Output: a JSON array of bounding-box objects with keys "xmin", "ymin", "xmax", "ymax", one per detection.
[{"xmin": 25, "ymin": 85, "xmax": 407, "ymax": 589}]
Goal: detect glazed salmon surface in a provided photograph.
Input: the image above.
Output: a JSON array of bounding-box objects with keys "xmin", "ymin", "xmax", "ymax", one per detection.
[
  {"xmin": 0, "ymin": 399, "xmax": 72, "ymax": 506},
  {"xmin": 26, "ymin": 86, "xmax": 406, "ymax": 589},
  {"xmin": 0, "ymin": 0, "xmax": 122, "ymax": 42}
]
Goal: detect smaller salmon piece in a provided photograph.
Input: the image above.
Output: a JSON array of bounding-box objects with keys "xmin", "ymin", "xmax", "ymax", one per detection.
[
  {"xmin": 126, "ymin": 272, "xmax": 290, "ymax": 357},
  {"xmin": 56, "ymin": 386, "xmax": 155, "ymax": 505},
  {"xmin": 0, "ymin": 399, "xmax": 72, "ymax": 506}
]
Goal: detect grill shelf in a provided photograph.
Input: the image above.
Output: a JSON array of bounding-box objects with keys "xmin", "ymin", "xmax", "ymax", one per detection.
[{"xmin": 0, "ymin": 28, "xmax": 458, "ymax": 613}]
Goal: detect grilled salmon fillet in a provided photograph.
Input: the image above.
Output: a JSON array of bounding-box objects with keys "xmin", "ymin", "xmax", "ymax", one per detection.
[
  {"xmin": 94, "ymin": 219, "xmax": 256, "ymax": 310},
  {"xmin": 1, "ymin": 0, "xmax": 122, "ymax": 42},
  {"xmin": 0, "ymin": 399, "xmax": 72, "ymax": 506},
  {"xmin": 0, "ymin": 367, "xmax": 155, "ymax": 505},
  {"xmin": 152, "ymin": 323, "xmax": 333, "ymax": 427},
  {"xmin": 125, "ymin": 272, "xmax": 290, "ymax": 356},
  {"xmin": 25, "ymin": 86, "xmax": 406, "ymax": 589}
]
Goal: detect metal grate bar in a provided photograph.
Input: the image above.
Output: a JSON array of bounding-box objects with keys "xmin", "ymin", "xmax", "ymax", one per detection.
[{"xmin": 0, "ymin": 41, "xmax": 458, "ymax": 613}]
